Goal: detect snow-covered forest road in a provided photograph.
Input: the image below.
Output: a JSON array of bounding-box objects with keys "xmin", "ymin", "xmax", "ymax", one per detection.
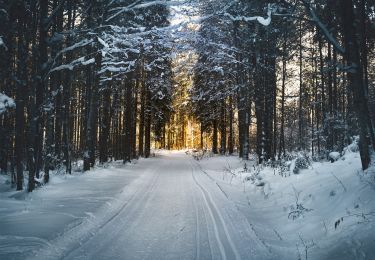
[
  {"xmin": 2, "ymin": 152, "xmax": 267, "ymax": 260},
  {"xmin": 61, "ymin": 152, "xmax": 267, "ymax": 260},
  {"xmin": 2, "ymin": 150, "xmax": 375, "ymax": 259}
]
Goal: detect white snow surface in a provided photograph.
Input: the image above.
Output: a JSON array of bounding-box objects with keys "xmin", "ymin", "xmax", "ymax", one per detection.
[
  {"xmin": 0, "ymin": 150, "xmax": 374, "ymax": 259},
  {"xmin": 329, "ymin": 151, "xmax": 341, "ymax": 161},
  {"xmin": 195, "ymin": 151, "xmax": 375, "ymax": 260}
]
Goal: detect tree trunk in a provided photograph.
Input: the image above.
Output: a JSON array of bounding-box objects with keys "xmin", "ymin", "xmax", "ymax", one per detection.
[
  {"xmin": 123, "ymin": 77, "xmax": 132, "ymax": 163},
  {"xmin": 340, "ymin": 0, "xmax": 373, "ymax": 170},
  {"xmin": 220, "ymin": 100, "xmax": 226, "ymax": 154},
  {"xmin": 278, "ymin": 31, "xmax": 287, "ymax": 159},
  {"xmin": 99, "ymin": 86, "xmax": 111, "ymax": 163},
  {"xmin": 212, "ymin": 119, "xmax": 218, "ymax": 154},
  {"xmin": 62, "ymin": 0, "xmax": 76, "ymax": 174},
  {"xmin": 15, "ymin": 4, "xmax": 28, "ymax": 190},
  {"xmin": 298, "ymin": 19, "xmax": 304, "ymax": 151},
  {"xmin": 144, "ymin": 88, "xmax": 151, "ymax": 158},
  {"xmin": 132, "ymin": 79, "xmax": 138, "ymax": 158},
  {"xmin": 228, "ymin": 96, "xmax": 234, "ymax": 155}
]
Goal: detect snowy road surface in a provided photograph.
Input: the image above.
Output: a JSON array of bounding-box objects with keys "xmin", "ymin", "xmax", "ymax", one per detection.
[
  {"xmin": 21, "ymin": 151, "xmax": 270, "ymax": 260},
  {"xmin": 2, "ymin": 151, "xmax": 374, "ymax": 259}
]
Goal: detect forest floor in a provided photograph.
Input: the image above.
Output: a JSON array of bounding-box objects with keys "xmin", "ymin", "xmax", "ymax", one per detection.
[{"xmin": 0, "ymin": 150, "xmax": 375, "ymax": 260}]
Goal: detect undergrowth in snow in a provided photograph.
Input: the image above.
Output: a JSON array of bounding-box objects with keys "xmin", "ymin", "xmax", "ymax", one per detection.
[
  {"xmin": 1, "ymin": 145, "xmax": 374, "ymax": 260},
  {"xmin": 195, "ymin": 145, "xmax": 375, "ymax": 259}
]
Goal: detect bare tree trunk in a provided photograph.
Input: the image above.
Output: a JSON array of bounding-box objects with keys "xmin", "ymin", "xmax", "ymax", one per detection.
[
  {"xmin": 123, "ymin": 77, "xmax": 132, "ymax": 163},
  {"xmin": 318, "ymin": 36, "xmax": 326, "ymax": 126},
  {"xmin": 132, "ymin": 79, "xmax": 139, "ymax": 158},
  {"xmin": 340, "ymin": 0, "xmax": 373, "ymax": 170},
  {"xmin": 220, "ymin": 100, "xmax": 226, "ymax": 154},
  {"xmin": 15, "ymin": 3, "xmax": 28, "ymax": 190},
  {"xmin": 200, "ymin": 123, "xmax": 204, "ymax": 150},
  {"xmin": 138, "ymin": 76, "xmax": 145, "ymax": 157},
  {"xmin": 27, "ymin": 0, "xmax": 38, "ymax": 192},
  {"xmin": 298, "ymin": 19, "xmax": 304, "ymax": 151},
  {"xmin": 99, "ymin": 86, "xmax": 111, "ymax": 163},
  {"xmin": 144, "ymin": 87, "xmax": 151, "ymax": 158},
  {"xmin": 212, "ymin": 119, "xmax": 218, "ymax": 154},
  {"xmin": 228, "ymin": 96, "xmax": 234, "ymax": 155},
  {"xmin": 278, "ymin": 31, "xmax": 287, "ymax": 159}
]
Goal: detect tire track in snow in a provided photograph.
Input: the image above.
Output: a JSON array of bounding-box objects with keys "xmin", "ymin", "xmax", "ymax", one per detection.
[
  {"xmin": 72, "ymin": 168, "xmax": 162, "ymax": 258},
  {"xmin": 192, "ymin": 184, "xmax": 201, "ymax": 260},
  {"xmin": 190, "ymin": 162, "xmax": 241, "ymax": 260},
  {"xmin": 29, "ymin": 164, "xmax": 161, "ymax": 260},
  {"xmin": 192, "ymin": 159, "xmax": 274, "ymax": 259},
  {"xmin": 65, "ymin": 168, "xmax": 162, "ymax": 259}
]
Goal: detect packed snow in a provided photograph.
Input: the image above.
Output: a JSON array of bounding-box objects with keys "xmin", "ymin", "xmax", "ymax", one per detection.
[
  {"xmin": 329, "ymin": 151, "xmax": 341, "ymax": 162},
  {"xmin": 0, "ymin": 148, "xmax": 374, "ymax": 259}
]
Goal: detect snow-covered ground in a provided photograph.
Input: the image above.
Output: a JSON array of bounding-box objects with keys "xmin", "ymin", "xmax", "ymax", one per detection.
[
  {"xmin": 0, "ymin": 159, "xmax": 146, "ymax": 259},
  {"xmin": 0, "ymin": 149, "xmax": 374, "ymax": 259},
  {"xmin": 195, "ymin": 150, "xmax": 375, "ymax": 260}
]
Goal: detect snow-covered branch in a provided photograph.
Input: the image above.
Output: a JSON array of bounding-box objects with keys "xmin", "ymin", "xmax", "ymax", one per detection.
[
  {"xmin": 224, "ymin": 4, "xmax": 274, "ymax": 26},
  {"xmin": 50, "ymin": 57, "xmax": 95, "ymax": 72},
  {"xmin": 0, "ymin": 36, "xmax": 7, "ymax": 51},
  {"xmin": 0, "ymin": 93, "xmax": 15, "ymax": 115},
  {"xmin": 106, "ymin": 0, "xmax": 188, "ymax": 22},
  {"xmin": 300, "ymin": 0, "xmax": 345, "ymax": 54}
]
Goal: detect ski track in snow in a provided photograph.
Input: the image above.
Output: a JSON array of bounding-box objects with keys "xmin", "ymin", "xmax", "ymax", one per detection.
[
  {"xmin": 10, "ymin": 151, "xmax": 268, "ymax": 260},
  {"xmin": 191, "ymin": 162, "xmax": 240, "ymax": 260},
  {"xmin": 30, "ymin": 160, "xmax": 162, "ymax": 260},
  {"xmin": 3, "ymin": 151, "xmax": 371, "ymax": 259}
]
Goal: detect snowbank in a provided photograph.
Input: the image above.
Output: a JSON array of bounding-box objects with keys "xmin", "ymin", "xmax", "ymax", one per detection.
[
  {"xmin": 0, "ymin": 159, "xmax": 149, "ymax": 259},
  {"xmin": 195, "ymin": 152, "xmax": 375, "ymax": 259},
  {"xmin": 329, "ymin": 152, "xmax": 341, "ymax": 162}
]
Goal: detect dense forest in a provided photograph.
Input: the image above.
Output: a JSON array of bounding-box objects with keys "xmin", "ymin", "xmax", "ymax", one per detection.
[{"xmin": 0, "ymin": 0, "xmax": 375, "ymax": 193}]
